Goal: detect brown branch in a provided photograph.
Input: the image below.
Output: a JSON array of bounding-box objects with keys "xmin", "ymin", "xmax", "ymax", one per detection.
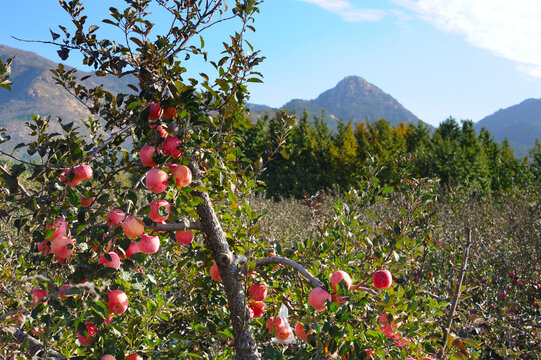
[
  {"xmin": 151, "ymin": 221, "xmax": 203, "ymax": 232},
  {"xmin": 84, "ymin": 123, "xmax": 134, "ymax": 160},
  {"xmin": 2, "ymin": 326, "xmax": 67, "ymax": 359},
  {"xmin": 422, "ymin": 290, "xmax": 452, "ymax": 302},
  {"xmin": 254, "ymin": 256, "xmax": 323, "ymax": 289},
  {"xmin": 0, "ymin": 164, "xmax": 33, "ymax": 199},
  {"xmin": 437, "ymin": 228, "xmax": 472, "ymax": 359}
]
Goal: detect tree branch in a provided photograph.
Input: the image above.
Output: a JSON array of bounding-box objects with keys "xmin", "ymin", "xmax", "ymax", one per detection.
[
  {"xmin": 2, "ymin": 326, "xmax": 67, "ymax": 359},
  {"xmin": 151, "ymin": 221, "xmax": 203, "ymax": 232},
  {"xmin": 438, "ymin": 228, "xmax": 472, "ymax": 359},
  {"xmin": 254, "ymin": 256, "xmax": 323, "ymax": 289}
]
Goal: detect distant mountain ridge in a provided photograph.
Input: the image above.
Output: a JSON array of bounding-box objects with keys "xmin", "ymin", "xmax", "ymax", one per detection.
[
  {"xmin": 0, "ymin": 44, "xmax": 135, "ymax": 152},
  {"xmin": 251, "ymin": 76, "xmax": 422, "ymax": 128},
  {"xmin": 474, "ymin": 98, "xmax": 541, "ymax": 157}
]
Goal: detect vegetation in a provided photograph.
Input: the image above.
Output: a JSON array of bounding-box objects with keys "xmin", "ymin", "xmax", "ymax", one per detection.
[{"xmin": 0, "ymin": 1, "xmax": 539, "ymax": 360}]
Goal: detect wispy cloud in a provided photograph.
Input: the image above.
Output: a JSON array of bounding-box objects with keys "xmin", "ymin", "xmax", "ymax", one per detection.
[
  {"xmin": 299, "ymin": 0, "xmax": 387, "ymax": 23},
  {"xmin": 395, "ymin": 0, "xmax": 541, "ymax": 77}
]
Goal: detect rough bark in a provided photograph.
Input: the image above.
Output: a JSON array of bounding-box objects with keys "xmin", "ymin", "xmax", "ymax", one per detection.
[
  {"xmin": 2, "ymin": 326, "xmax": 67, "ymax": 359},
  {"xmin": 189, "ymin": 161, "xmax": 260, "ymax": 360}
]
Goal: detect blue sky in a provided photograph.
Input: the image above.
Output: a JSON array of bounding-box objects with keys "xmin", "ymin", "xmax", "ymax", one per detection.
[{"xmin": 2, "ymin": 0, "xmax": 541, "ymax": 127}]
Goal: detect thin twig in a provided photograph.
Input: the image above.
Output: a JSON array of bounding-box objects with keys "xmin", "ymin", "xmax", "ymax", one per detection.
[{"xmin": 438, "ymin": 228, "xmax": 472, "ymax": 359}]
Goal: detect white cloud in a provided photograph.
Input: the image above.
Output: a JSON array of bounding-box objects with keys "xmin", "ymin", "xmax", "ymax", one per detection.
[
  {"xmin": 394, "ymin": 0, "xmax": 541, "ymax": 78},
  {"xmin": 298, "ymin": 0, "xmax": 386, "ymax": 22}
]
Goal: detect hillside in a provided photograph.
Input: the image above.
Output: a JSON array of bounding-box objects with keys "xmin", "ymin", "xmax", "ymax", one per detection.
[
  {"xmin": 474, "ymin": 98, "xmax": 541, "ymax": 157},
  {"xmin": 0, "ymin": 44, "xmax": 135, "ymax": 153},
  {"xmin": 251, "ymin": 75, "xmax": 423, "ymax": 128}
]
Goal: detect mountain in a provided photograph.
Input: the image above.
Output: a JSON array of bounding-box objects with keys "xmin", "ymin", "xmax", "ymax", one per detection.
[
  {"xmin": 250, "ymin": 76, "xmax": 423, "ymax": 128},
  {"xmin": 474, "ymin": 98, "xmax": 541, "ymax": 157},
  {"xmin": 0, "ymin": 44, "xmax": 135, "ymax": 153}
]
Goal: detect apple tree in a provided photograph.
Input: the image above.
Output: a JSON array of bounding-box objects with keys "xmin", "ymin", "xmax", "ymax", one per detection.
[{"xmin": 0, "ymin": 1, "xmax": 470, "ymax": 359}]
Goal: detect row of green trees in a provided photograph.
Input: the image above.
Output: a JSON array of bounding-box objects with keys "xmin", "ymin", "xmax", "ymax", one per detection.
[{"xmin": 242, "ymin": 111, "xmax": 539, "ymax": 199}]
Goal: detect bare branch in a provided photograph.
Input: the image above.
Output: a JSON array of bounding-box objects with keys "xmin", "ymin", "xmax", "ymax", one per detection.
[
  {"xmin": 151, "ymin": 221, "xmax": 203, "ymax": 232},
  {"xmin": 437, "ymin": 228, "xmax": 472, "ymax": 359},
  {"xmin": 84, "ymin": 123, "xmax": 134, "ymax": 160},
  {"xmin": 0, "ymin": 164, "xmax": 33, "ymax": 200},
  {"xmin": 422, "ymin": 290, "xmax": 452, "ymax": 302},
  {"xmin": 2, "ymin": 326, "xmax": 67, "ymax": 359},
  {"xmin": 254, "ymin": 256, "xmax": 323, "ymax": 289}
]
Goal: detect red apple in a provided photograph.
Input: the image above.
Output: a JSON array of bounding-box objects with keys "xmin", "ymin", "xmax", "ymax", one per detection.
[
  {"xmin": 266, "ymin": 316, "xmax": 285, "ymax": 334},
  {"xmin": 163, "ymin": 106, "xmax": 177, "ymax": 119},
  {"xmin": 37, "ymin": 239, "xmax": 51, "ymax": 254},
  {"xmin": 99, "ymin": 252, "xmax": 121, "ymax": 269},
  {"xmin": 161, "ymin": 135, "xmax": 182, "ymax": 158},
  {"xmin": 378, "ymin": 313, "xmax": 400, "ymax": 338},
  {"xmin": 60, "ymin": 168, "xmax": 81, "ymax": 186},
  {"xmin": 148, "ymin": 103, "xmax": 162, "ymax": 122},
  {"xmin": 108, "ymin": 289, "xmax": 129, "ymax": 314},
  {"xmin": 140, "ymin": 145, "xmax": 160, "ymax": 167},
  {"xmin": 45, "ymin": 217, "xmax": 67, "ymax": 240},
  {"xmin": 248, "ymin": 300, "xmax": 266, "ymax": 318},
  {"xmin": 330, "ymin": 270, "xmax": 352, "ymax": 292},
  {"xmin": 138, "ymin": 234, "xmax": 160, "ymax": 254},
  {"xmin": 372, "ymin": 270, "xmax": 392, "ymax": 289},
  {"xmin": 122, "ymin": 216, "xmax": 144, "ymax": 238},
  {"xmin": 294, "ymin": 322, "xmax": 312, "ymax": 341},
  {"xmin": 149, "ymin": 200, "xmax": 169, "ymax": 222},
  {"xmin": 73, "ymin": 164, "xmax": 93, "ymax": 182},
  {"xmin": 32, "ymin": 289, "xmax": 48, "ymax": 304},
  {"xmin": 145, "ymin": 168, "xmax": 169, "ymax": 194},
  {"xmin": 101, "ymin": 355, "xmax": 116, "ymax": 360},
  {"xmin": 172, "ymin": 165, "xmax": 192, "ymax": 187},
  {"xmin": 124, "ymin": 242, "xmax": 140, "ymax": 259},
  {"xmin": 175, "ymin": 230, "xmax": 194, "ymax": 245},
  {"xmin": 107, "ymin": 209, "xmax": 126, "ymax": 228},
  {"xmin": 78, "ymin": 194, "xmax": 95, "ymax": 207},
  {"xmin": 308, "ymin": 287, "xmax": 331, "ymax": 312},
  {"xmin": 248, "ymin": 284, "xmax": 267, "ymax": 301},
  {"xmin": 78, "ymin": 322, "xmax": 97, "ymax": 346},
  {"xmin": 155, "ymin": 124, "xmax": 168, "ymax": 138},
  {"xmin": 275, "ymin": 325, "xmax": 293, "ymax": 341},
  {"xmin": 210, "ymin": 263, "xmax": 222, "ymax": 281},
  {"xmin": 126, "ymin": 354, "xmax": 142, "ymax": 360},
  {"xmin": 51, "ymin": 236, "xmax": 74, "ymax": 259},
  {"xmin": 104, "ymin": 316, "xmax": 113, "ymax": 324}
]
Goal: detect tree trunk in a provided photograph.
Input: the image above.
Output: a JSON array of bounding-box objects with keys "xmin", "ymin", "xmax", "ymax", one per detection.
[{"xmin": 190, "ymin": 162, "xmax": 260, "ymax": 360}]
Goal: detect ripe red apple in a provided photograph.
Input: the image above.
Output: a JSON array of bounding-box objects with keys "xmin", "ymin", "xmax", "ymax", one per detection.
[
  {"xmin": 161, "ymin": 135, "xmax": 182, "ymax": 158},
  {"xmin": 126, "ymin": 354, "xmax": 142, "ymax": 360},
  {"xmin": 108, "ymin": 289, "xmax": 129, "ymax": 314},
  {"xmin": 73, "ymin": 164, "xmax": 93, "ymax": 182},
  {"xmin": 78, "ymin": 322, "xmax": 97, "ymax": 346},
  {"xmin": 78, "ymin": 194, "xmax": 95, "ymax": 207},
  {"xmin": 248, "ymin": 300, "xmax": 266, "ymax": 318},
  {"xmin": 266, "ymin": 316, "xmax": 285, "ymax": 334},
  {"xmin": 149, "ymin": 200, "xmax": 169, "ymax": 222},
  {"xmin": 51, "ymin": 236, "xmax": 74, "ymax": 259},
  {"xmin": 59, "ymin": 284, "xmax": 73, "ymax": 300},
  {"xmin": 372, "ymin": 270, "xmax": 392, "ymax": 289},
  {"xmin": 422, "ymin": 357, "xmax": 436, "ymax": 360},
  {"xmin": 60, "ymin": 168, "xmax": 81, "ymax": 186},
  {"xmin": 175, "ymin": 230, "xmax": 194, "ymax": 245},
  {"xmin": 107, "ymin": 209, "xmax": 126, "ymax": 228},
  {"xmin": 210, "ymin": 263, "xmax": 222, "ymax": 281},
  {"xmin": 138, "ymin": 234, "xmax": 160, "ymax": 254},
  {"xmin": 294, "ymin": 322, "xmax": 312, "ymax": 341},
  {"xmin": 37, "ymin": 239, "xmax": 51, "ymax": 254},
  {"xmin": 248, "ymin": 284, "xmax": 267, "ymax": 301},
  {"xmin": 45, "ymin": 217, "xmax": 67, "ymax": 240},
  {"xmin": 148, "ymin": 103, "xmax": 162, "ymax": 122},
  {"xmin": 32, "ymin": 289, "xmax": 48, "ymax": 304},
  {"xmin": 275, "ymin": 325, "xmax": 293, "ymax": 341},
  {"xmin": 172, "ymin": 165, "xmax": 192, "ymax": 187},
  {"xmin": 330, "ymin": 270, "xmax": 352, "ymax": 292},
  {"xmin": 101, "ymin": 355, "xmax": 116, "ymax": 360},
  {"xmin": 124, "ymin": 242, "xmax": 140, "ymax": 259},
  {"xmin": 308, "ymin": 287, "xmax": 331, "ymax": 312},
  {"xmin": 99, "ymin": 252, "xmax": 121, "ymax": 270},
  {"xmin": 104, "ymin": 316, "xmax": 113, "ymax": 324},
  {"xmin": 378, "ymin": 313, "xmax": 400, "ymax": 338},
  {"xmin": 122, "ymin": 216, "xmax": 144, "ymax": 238},
  {"xmin": 145, "ymin": 168, "xmax": 169, "ymax": 194},
  {"xmin": 163, "ymin": 106, "xmax": 177, "ymax": 119},
  {"xmin": 155, "ymin": 124, "xmax": 168, "ymax": 138},
  {"xmin": 140, "ymin": 145, "xmax": 160, "ymax": 167}
]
